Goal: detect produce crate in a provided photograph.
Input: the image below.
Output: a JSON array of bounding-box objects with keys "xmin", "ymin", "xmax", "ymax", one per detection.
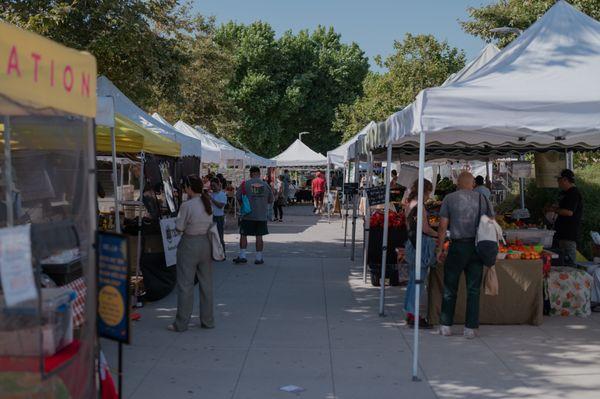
[{"xmin": 504, "ymin": 229, "xmax": 555, "ymax": 247}]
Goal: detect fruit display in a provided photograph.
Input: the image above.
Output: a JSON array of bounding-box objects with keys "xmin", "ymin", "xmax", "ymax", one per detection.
[
  {"xmin": 370, "ymin": 210, "xmax": 406, "ymax": 229},
  {"xmin": 498, "ymin": 241, "xmax": 543, "ymax": 260},
  {"xmin": 496, "ymin": 215, "xmax": 540, "ymax": 230}
]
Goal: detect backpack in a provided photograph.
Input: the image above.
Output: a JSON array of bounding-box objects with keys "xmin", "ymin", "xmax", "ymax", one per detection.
[{"xmin": 475, "ymin": 194, "xmax": 505, "ymax": 267}]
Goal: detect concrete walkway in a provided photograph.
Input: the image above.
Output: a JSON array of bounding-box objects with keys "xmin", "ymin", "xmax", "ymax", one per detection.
[{"xmin": 104, "ymin": 205, "xmax": 600, "ymax": 399}]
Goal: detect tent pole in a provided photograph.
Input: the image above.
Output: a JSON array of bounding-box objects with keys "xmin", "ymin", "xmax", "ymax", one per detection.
[
  {"xmin": 3, "ymin": 116, "xmax": 14, "ymax": 227},
  {"xmin": 110, "ymin": 126, "xmax": 121, "ymax": 234},
  {"xmin": 350, "ymin": 145, "xmax": 359, "ymax": 261},
  {"xmin": 519, "ymin": 154, "xmax": 526, "ymax": 209},
  {"xmin": 326, "ymin": 158, "xmax": 331, "ymax": 223},
  {"xmin": 412, "ymin": 131, "xmax": 426, "ymax": 381},
  {"xmin": 363, "ymin": 151, "xmax": 373, "ymax": 283},
  {"xmin": 135, "ymin": 151, "xmax": 145, "ymax": 307},
  {"xmin": 343, "ymin": 162, "xmax": 349, "ymax": 245},
  {"xmin": 379, "ymin": 144, "xmax": 392, "ymax": 316}
]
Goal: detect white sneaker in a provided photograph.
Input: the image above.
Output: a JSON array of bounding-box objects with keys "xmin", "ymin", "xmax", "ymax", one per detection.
[
  {"xmin": 438, "ymin": 325, "xmax": 452, "ymax": 336},
  {"xmin": 463, "ymin": 328, "xmax": 478, "ymax": 340}
]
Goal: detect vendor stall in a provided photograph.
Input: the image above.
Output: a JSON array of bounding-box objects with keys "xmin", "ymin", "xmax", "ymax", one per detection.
[
  {"xmin": 352, "ymin": 1, "xmax": 600, "ymax": 381},
  {"xmin": 0, "ymin": 21, "xmax": 98, "ymax": 397}
]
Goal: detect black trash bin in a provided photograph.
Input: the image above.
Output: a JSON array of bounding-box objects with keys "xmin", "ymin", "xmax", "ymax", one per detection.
[{"xmin": 367, "ymin": 226, "xmax": 407, "ymax": 286}]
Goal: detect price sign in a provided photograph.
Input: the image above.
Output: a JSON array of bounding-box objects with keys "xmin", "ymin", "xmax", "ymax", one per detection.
[
  {"xmin": 365, "ymin": 186, "xmax": 386, "ymax": 206},
  {"xmin": 512, "ymin": 161, "xmax": 532, "ymax": 179},
  {"xmin": 97, "ymin": 232, "xmax": 130, "ymax": 343}
]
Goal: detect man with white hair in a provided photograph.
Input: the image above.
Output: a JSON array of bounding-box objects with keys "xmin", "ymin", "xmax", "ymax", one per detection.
[{"xmin": 436, "ymin": 172, "xmax": 494, "ymax": 339}]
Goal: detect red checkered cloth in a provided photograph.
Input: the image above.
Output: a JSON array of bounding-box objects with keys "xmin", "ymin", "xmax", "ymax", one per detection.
[{"xmin": 65, "ymin": 277, "xmax": 87, "ymax": 328}]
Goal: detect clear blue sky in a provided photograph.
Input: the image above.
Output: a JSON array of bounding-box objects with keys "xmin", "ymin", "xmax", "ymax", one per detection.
[{"xmin": 193, "ymin": 0, "xmax": 496, "ymax": 71}]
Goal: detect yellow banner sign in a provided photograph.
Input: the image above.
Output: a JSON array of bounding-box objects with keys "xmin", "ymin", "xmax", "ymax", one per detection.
[{"xmin": 0, "ymin": 21, "xmax": 97, "ymax": 117}]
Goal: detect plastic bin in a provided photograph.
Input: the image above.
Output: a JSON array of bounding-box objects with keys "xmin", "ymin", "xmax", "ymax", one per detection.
[
  {"xmin": 504, "ymin": 229, "xmax": 555, "ymax": 247},
  {"xmin": 0, "ymin": 288, "xmax": 76, "ymax": 356}
]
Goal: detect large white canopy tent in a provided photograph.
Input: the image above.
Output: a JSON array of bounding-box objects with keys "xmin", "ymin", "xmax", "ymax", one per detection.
[
  {"xmin": 271, "ymin": 139, "xmax": 327, "ymax": 167},
  {"xmin": 372, "ymin": 0, "xmax": 600, "ymax": 381},
  {"xmin": 245, "ymin": 151, "xmax": 276, "ymax": 167},
  {"xmin": 192, "ymin": 123, "xmax": 247, "ymax": 163},
  {"xmin": 172, "ymin": 120, "xmax": 224, "ymax": 164},
  {"xmin": 97, "ymin": 77, "xmax": 203, "ymax": 157}
]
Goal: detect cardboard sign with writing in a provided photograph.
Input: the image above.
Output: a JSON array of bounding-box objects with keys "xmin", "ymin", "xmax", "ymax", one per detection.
[
  {"xmin": 97, "ymin": 232, "xmax": 130, "ymax": 343},
  {"xmin": 365, "ymin": 186, "xmax": 386, "ymax": 206},
  {"xmin": 160, "ymin": 217, "xmax": 181, "ymax": 267}
]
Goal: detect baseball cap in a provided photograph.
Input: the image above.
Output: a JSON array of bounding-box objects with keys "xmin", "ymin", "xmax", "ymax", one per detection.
[{"xmin": 556, "ymin": 169, "xmax": 575, "ymax": 182}]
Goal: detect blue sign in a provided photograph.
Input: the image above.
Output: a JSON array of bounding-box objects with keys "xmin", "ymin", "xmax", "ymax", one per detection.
[{"xmin": 97, "ymin": 232, "xmax": 130, "ymax": 343}]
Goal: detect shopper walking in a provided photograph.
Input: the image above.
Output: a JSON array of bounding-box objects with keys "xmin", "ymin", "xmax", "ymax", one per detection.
[
  {"xmin": 473, "ymin": 175, "xmax": 491, "ymax": 201},
  {"xmin": 437, "ymin": 172, "xmax": 494, "ymax": 339},
  {"xmin": 404, "ymin": 179, "xmax": 437, "ymax": 329},
  {"xmin": 234, "ymin": 166, "xmax": 274, "ymax": 265},
  {"xmin": 273, "ymin": 175, "xmax": 285, "ymax": 222},
  {"xmin": 169, "ymin": 175, "xmax": 214, "ymax": 332},
  {"xmin": 210, "ymin": 178, "xmax": 227, "ymax": 256},
  {"xmin": 311, "ymin": 171, "xmax": 326, "ymax": 214}
]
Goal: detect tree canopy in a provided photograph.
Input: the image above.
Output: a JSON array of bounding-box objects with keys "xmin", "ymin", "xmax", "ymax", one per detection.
[
  {"xmin": 461, "ymin": 0, "xmax": 600, "ymax": 47},
  {"xmin": 333, "ymin": 34, "xmax": 465, "ymax": 141},
  {"xmin": 214, "ymin": 23, "xmax": 369, "ymax": 156}
]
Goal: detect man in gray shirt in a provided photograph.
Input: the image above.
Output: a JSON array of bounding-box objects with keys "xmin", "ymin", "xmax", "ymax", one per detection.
[
  {"xmin": 437, "ymin": 172, "xmax": 494, "ymax": 339},
  {"xmin": 234, "ymin": 166, "xmax": 274, "ymax": 265}
]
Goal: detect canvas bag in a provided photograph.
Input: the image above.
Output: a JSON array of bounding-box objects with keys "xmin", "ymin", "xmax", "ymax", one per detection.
[
  {"xmin": 239, "ymin": 180, "xmax": 252, "ymax": 216},
  {"xmin": 475, "ymin": 194, "xmax": 505, "ymax": 267},
  {"xmin": 484, "ymin": 265, "xmax": 499, "ymax": 296},
  {"xmin": 208, "ymin": 223, "xmax": 225, "ymax": 261}
]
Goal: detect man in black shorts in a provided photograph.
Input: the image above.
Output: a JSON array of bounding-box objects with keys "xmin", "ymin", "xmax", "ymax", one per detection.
[{"xmin": 233, "ymin": 166, "xmax": 274, "ymax": 265}]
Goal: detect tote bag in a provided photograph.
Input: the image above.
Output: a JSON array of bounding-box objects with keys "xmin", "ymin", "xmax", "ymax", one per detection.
[
  {"xmin": 240, "ymin": 181, "xmax": 252, "ymax": 216},
  {"xmin": 208, "ymin": 223, "xmax": 225, "ymax": 261}
]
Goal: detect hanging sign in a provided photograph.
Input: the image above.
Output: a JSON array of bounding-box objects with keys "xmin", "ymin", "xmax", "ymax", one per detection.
[
  {"xmin": 160, "ymin": 217, "xmax": 181, "ymax": 267},
  {"xmin": 512, "ymin": 161, "xmax": 533, "ymax": 179},
  {"xmin": 97, "ymin": 232, "xmax": 130, "ymax": 343},
  {"xmin": 365, "ymin": 186, "xmax": 386, "ymax": 206},
  {"xmin": 0, "ymin": 225, "xmax": 37, "ymax": 307},
  {"xmin": 0, "ymin": 21, "xmax": 97, "ymax": 117}
]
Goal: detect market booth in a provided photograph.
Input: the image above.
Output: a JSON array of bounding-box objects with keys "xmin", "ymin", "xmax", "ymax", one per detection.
[
  {"xmin": 358, "ymin": 0, "xmax": 600, "ymax": 380},
  {"xmin": 0, "ymin": 22, "xmax": 98, "ymax": 397}
]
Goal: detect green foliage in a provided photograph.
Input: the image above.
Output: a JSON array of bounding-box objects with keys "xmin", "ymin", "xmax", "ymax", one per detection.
[
  {"xmin": 462, "ymin": 0, "xmax": 600, "ymax": 47},
  {"xmin": 215, "ymin": 23, "xmax": 369, "ymax": 156},
  {"xmin": 333, "ymin": 34, "xmax": 466, "ymax": 141}
]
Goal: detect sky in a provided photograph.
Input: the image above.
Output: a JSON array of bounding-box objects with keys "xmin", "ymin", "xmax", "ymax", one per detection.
[{"xmin": 193, "ymin": 0, "xmax": 497, "ymax": 71}]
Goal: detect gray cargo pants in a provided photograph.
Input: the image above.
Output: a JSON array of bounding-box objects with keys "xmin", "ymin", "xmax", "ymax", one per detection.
[{"xmin": 174, "ymin": 234, "xmax": 214, "ymax": 331}]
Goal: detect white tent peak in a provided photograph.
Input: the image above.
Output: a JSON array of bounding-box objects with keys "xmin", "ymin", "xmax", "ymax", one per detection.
[
  {"xmin": 96, "ymin": 76, "xmax": 203, "ymax": 157},
  {"xmin": 415, "ymin": 0, "xmax": 600, "ymax": 139},
  {"xmin": 442, "ymin": 43, "xmax": 500, "ymax": 86},
  {"xmin": 272, "ymin": 139, "xmax": 327, "ymax": 167}
]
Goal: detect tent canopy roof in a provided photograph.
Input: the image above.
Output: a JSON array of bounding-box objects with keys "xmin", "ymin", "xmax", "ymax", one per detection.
[
  {"xmin": 400, "ymin": 1, "xmax": 600, "ymax": 146},
  {"xmin": 327, "ymin": 121, "xmax": 376, "ymax": 166},
  {"xmin": 172, "ymin": 120, "xmax": 222, "ymax": 164},
  {"xmin": 272, "ymin": 139, "xmax": 327, "ymax": 167},
  {"xmin": 97, "ymin": 77, "xmax": 202, "ymax": 157}
]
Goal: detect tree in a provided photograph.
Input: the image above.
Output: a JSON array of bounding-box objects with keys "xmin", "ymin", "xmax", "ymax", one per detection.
[
  {"xmin": 333, "ymin": 34, "xmax": 466, "ymax": 141},
  {"xmin": 2, "ymin": 2, "xmax": 191, "ymax": 109},
  {"xmin": 461, "ymin": 0, "xmax": 600, "ymax": 47},
  {"xmin": 215, "ymin": 23, "xmax": 369, "ymax": 156}
]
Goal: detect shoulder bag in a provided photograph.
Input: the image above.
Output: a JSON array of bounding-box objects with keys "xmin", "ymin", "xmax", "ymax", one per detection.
[{"xmin": 208, "ymin": 222, "xmax": 225, "ymax": 261}]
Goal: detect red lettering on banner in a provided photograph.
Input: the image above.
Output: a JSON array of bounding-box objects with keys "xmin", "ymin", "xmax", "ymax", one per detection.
[
  {"xmin": 50, "ymin": 60, "xmax": 55, "ymax": 86},
  {"xmin": 6, "ymin": 45, "xmax": 21, "ymax": 77},
  {"xmin": 63, "ymin": 65, "xmax": 73, "ymax": 92},
  {"xmin": 31, "ymin": 52, "xmax": 42, "ymax": 82},
  {"xmin": 81, "ymin": 72, "xmax": 90, "ymax": 97}
]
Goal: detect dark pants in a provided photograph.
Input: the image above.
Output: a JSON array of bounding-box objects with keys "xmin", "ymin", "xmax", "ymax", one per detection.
[
  {"xmin": 273, "ymin": 202, "xmax": 283, "ymax": 220},
  {"xmin": 440, "ymin": 240, "xmax": 484, "ymax": 329},
  {"xmin": 213, "ymin": 215, "xmax": 225, "ymax": 252}
]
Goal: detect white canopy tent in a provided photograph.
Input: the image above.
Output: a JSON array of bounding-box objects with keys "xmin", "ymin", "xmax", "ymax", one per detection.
[
  {"xmin": 97, "ymin": 77, "xmax": 203, "ymax": 157},
  {"xmin": 327, "ymin": 121, "xmax": 376, "ymax": 167},
  {"xmin": 193, "ymin": 124, "xmax": 247, "ymax": 162},
  {"xmin": 271, "ymin": 139, "xmax": 327, "ymax": 167},
  {"xmin": 376, "ymin": 0, "xmax": 600, "ymax": 381},
  {"xmin": 172, "ymin": 120, "xmax": 223, "ymax": 164},
  {"xmin": 245, "ymin": 151, "xmax": 276, "ymax": 167}
]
